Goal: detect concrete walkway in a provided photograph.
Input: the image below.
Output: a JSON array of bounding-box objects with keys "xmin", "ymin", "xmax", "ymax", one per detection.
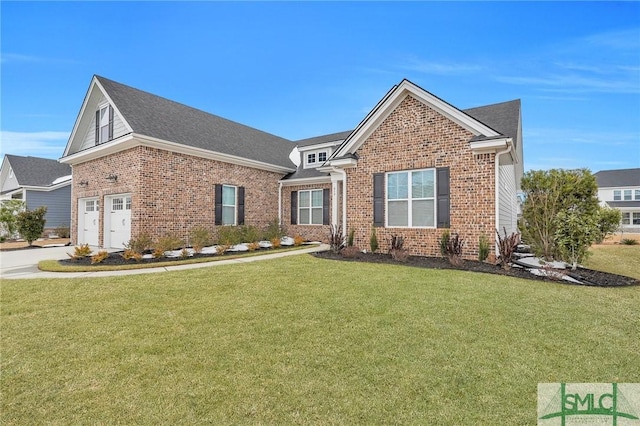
[{"xmin": 0, "ymin": 244, "xmax": 329, "ymax": 280}]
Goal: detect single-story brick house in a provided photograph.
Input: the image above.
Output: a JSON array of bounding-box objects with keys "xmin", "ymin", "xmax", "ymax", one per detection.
[
  {"xmin": 61, "ymin": 76, "xmax": 523, "ymax": 258},
  {"xmin": 0, "ymin": 154, "xmax": 72, "ymax": 233}
]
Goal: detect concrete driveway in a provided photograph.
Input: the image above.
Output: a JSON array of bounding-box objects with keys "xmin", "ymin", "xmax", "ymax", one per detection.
[{"xmin": 0, "ymin": 244, "xmax": 328, "ymax": 280}]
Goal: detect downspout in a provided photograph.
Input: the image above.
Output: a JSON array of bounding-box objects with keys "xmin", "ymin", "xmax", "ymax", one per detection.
[
  {"xmin": 278, "ymin": 181, "xmax": 283, "ymax": 226},
  {"xmin": 495, "ymin": 142, "xmax": 513, "ymax": 254}
]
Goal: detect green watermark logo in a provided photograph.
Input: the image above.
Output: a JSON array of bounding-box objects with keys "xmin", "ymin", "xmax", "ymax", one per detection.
[{"xmin": 538, "ymin": 383, "xmax": 640, "ymax": 425}]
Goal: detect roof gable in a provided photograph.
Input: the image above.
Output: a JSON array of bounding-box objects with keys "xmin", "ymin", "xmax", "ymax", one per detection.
[
  {"xmin": 595, "ymin": 168, "xmax": 640, "ymax": 187},
  {"xmin": 331, "ymin": 79, "xmax": 502, "ymax": 159},
  {"xmin": 3, "ymin": 154, "xmax": 72, "ymax": 187},
  {"xmin": 63, "ymin": 76, "xmax": 295, "ymax": 170}
]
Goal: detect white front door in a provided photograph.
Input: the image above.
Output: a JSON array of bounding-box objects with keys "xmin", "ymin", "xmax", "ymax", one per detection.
[
  {"xmin": 106, "ymin": 195, "xmax": 131, "ymax": 249},
  {"xmin": 78, "ymin": 198, "xmax": 99, "ymax": 246}
]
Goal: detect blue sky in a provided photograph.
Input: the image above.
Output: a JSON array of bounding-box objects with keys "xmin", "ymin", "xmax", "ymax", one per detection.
[{"xmin": 1, "ymin": 1, "xmax": 639, "ymax": 172}]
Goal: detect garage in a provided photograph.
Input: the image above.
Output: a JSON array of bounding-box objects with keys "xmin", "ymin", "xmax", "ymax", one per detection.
[
  {"xmin": 104, "ymin": 194, "xmax": 131, "ymax": 249},
  {"xmin": 77, "ymin": 197, "xmax": 99, "ymax": 246}
]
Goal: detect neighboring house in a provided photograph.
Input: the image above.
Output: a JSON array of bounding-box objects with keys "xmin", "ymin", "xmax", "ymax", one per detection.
[
  {"xmin": 61, "ymin": 76, "xmax": 523, "ymax": 258},
  {"xmin": 595, "ymin": 168, "xmax": 640, "ymax": 233},
  {"xmin": 0, "ymin": 154, "xmax": 72, "ymax": 231}
]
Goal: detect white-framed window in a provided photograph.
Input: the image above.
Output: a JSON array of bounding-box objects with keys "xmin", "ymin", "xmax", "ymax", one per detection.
[
  {"xmin": 621, "ymin": 212, "xmax": 630, "ymax": 225},
  {"xmin": 386, "ymin": 168, "xmax": 436, "ymax": 228},
  {"xmin": 125, "ymin": 196, "xmax": 131, "ymax": 210},
  {"xmin": 623, "ymin": 189, "xmax": 632, "ymax": 201},
  {"xmin": 222, "ymin": 185, "xmax": 236, "ymax": 225},
  {"xmin": 613, "ymin": 190, "xmax": 622, "ymax": 201},
  {"xmin": 8, "ymin": 167, "xmax": 13, "ymax": 179},
  {"xmin": 98, "ymin": 105, "xmax": 111, "ymax": 144},
  {"xmin": 112, "ymin": 198, "xmax": 124, "ymax": 211},
  {"xmin": 304, "ymin": 150, "xmax": 329, "ymax": 168},
  {"xmin": 299, "ymin": 189, "xmax": 323, "ymax": 225},
  {"xmin": 85, "ymin": 200, "xmax": 95, "ymax": 212},
  {"xmin": 634, "ymin": 212, "xmax": 640, "ymax": 225},
  {"xmin": 635, "ymin": 189, "xmax": 640, "ymax": 200}
]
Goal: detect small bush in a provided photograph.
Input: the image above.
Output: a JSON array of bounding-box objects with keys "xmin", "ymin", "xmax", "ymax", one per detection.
[
  {"xmin": 16, "ymin": 206, "xmax": 47, "ymax": 246},
  {"xmin": 247, "ymin": 242, "xmax": 260, "ymax": 251},
  {"xmin": 216, "ymin": 244, "xmax": 230, "ymax": 255},
  {"xmin": 240, "ymin": 225, "xmax": 261, "ymax": 244},
  {"xmin": 217, "ymin": 226, "xmax": 243, "ymax": 246},
  {"xmin": 370, "ymin": 226, "xmax": 379, "ymax": 253},
  {"xmin": 621, "ymin": 238, "xmax": 639, "ymax": 245},
  {"xmin": 439, "ymin": 230, "xmax": 450, "ymax": 257},
  {"xmin": 341, "ymin": 246, "xmax": 361, "ymax": 259},
  {"xmin": 90, "ymin": 250, "xmax": 109, "ymax": 264},
  {"xmin": 154, "ymin": 235, "xmax": 184, "ymax": 258},
  {"xmin": 122, "ymin": 249, "xmax": 142, "ymax": 262},
  {"xmin": 68, "ymin": 244, "xmax": 92, "ymax": 260},
  {"xmin": 190, "ymin": 226, "xmax": 212, "ymax": 253},
  {"xmin": 478, "ymin": 234, "xmax": 490, "ymax": 262},
  {"xmin": 293, "ymin": 235, "xmax": 304, "ymax": 246},
  {"xmin": 270, "ymin": 237, "xmax": 281, "ymax": 249},
  {"xmin": 443, "ymin": 232, "xmax": 465, "ymax": 266},
  {"xmin": 263, "ymin": 218, "xmax": 286, "ymax": 241},
  {"xmin": 54, "ymin": 225, "xmax": 70, "ymax": 238},
  {"xmin": 180, "ymin": 248, "xmax": 190, "ymax": 258},
  {"xmin": 388, "ymin": 234, "xmax": 408, "ymax": 262},
  {"xmin": 347, "ymin": 228, "xmax": 355, "ymax": 247},
  {"xmin": 125, "ymin": 233, "xmax": 153, "ymax": 254},
  {"xmin": 496, "ymin": 227, "xmax": 521, "ymax": 270},
  {"xmin": 329, "ymin": 225, "xmax": 344, "ymax": 254}
]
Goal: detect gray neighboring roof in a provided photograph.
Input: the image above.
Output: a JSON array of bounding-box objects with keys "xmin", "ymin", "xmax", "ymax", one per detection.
[
  {"xmin": 463, "ymin": 99, "xmax": 521, "ymax": 141},
  {"xmin": 5, "ymin": 155, "xmax": 71, "ymax": 187},
  {"xmin": 595, "ymin": 168, "xmax": 640, "ymax": 188},
  {"xmin": 96, "ymin": 76, "xmax": 295, "ymax": 169},
  {"xmin": 295, "ymin": 130, "xmax": 352, "ymax": 147}
]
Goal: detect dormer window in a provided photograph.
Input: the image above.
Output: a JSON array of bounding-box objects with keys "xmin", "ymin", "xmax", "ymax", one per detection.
[
  {"xmin": 304, "ymin": 149, "xmax": 329, "ymax": 168},
  {"xmin": 95, "ymin": 104, "xmax": 114, "ymax": 144}
]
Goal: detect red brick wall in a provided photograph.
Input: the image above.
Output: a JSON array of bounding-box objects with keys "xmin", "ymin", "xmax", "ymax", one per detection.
[
  {"xmin": 345, "ymin": 94, "xmax": 496, "ymax": 259},
  {"xmin": 282, "ymin": 183, "xmax": 333, "ymax": 243},
  {"xmin": 71, "ymin": 146, "xmax": 285, "ymax": 247}
]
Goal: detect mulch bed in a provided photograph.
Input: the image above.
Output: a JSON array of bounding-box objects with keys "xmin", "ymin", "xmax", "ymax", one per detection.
[{"xmin": 313, "ymin": 251, "xmax": 639, "ymax": 287}]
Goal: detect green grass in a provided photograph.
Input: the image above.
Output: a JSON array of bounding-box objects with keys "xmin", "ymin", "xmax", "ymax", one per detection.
[
  {"xmin": 586, "ymin": 245, "xmax": 640, "ymax": 280},
  {"xmin": 2, "ymin": 256, "xmax": 639, "ymax": 424}
]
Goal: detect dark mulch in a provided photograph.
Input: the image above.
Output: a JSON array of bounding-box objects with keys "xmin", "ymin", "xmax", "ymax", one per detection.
[{"xmin": 313, "ymin": 251, "xmax": 639, "ymax": 287}]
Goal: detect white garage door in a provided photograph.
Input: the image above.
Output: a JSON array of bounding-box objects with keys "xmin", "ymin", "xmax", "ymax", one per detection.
[
  {"xmin": 78, "ymin": 198, "xmax": 99, "ymax": 246},
  {"xmin": 105, "ymin": 195, "xmax": 131, "ymax": 249}
]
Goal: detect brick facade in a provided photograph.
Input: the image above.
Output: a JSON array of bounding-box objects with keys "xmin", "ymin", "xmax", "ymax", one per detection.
[
  {"xmin": 72, "ymin": 146, "xmax": 284, "ymax": 246},
  {"xmin": 343, "ymin": 94, "xmax": 496, "ymax": 259},
  {"xmin": 281, "ymin": 182, "xmax": 333, "ymax": 243}
]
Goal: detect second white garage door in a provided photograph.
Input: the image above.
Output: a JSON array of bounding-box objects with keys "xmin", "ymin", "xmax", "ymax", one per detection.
[{"xmin": 105, "ymin": 194, "xmax": 131, "ymax": 249}]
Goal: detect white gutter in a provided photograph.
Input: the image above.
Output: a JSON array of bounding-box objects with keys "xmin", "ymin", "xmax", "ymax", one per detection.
[
  {"xmin": 495, "ymin": 142, "xmax": 513, "ymax": 254},
  {"xmin": 278, "ymin": 181, "xmax": 283, "ymax": 226}
]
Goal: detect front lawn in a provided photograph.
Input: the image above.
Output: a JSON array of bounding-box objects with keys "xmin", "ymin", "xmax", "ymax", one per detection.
[
  {"xmin": 2, "ymin": 256, "xmax": 638, "ymax": 424},
  {"xmin": 586, "ymin": 244, "xmax": 640, "ymax": 280}
]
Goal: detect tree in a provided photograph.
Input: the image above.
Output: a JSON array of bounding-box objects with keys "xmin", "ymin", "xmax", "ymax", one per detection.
[
  {"xmin": 16, "ymin": 206, "xmax": 47, "ymax": 246},
  {"xmin": 0, "ymin": 200, "xmax": 25, "ymax": 238},
  {"xmin": 520, "ymin": 168, "xmax": 600, "ymax": 260},
  {"xmin": 554, "ymin": 207, "xmax": 598, "ymax": 270},
  {"xmin": 595, "ymin": 206, "xmax": 621, "ymax": 243}
]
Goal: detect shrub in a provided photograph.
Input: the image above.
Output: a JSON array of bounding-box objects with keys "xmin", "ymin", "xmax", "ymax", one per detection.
[
  {"xmin": 388, "ymin": 234, "xmax": 408, "ymax": 262},
  {"xmin": 180, "ymin": 248, "xmax": 190, "ymax": 258},
  {"xmin": 247, "ymin": 242, "xmax": 260, "ymax": 251},
  {"xmin": 90, "ymin": 250, "xmax": 109, "ymax": 264},
  {"xmin": 54, "ymin": 225, "xmax": 70, "ymax": 238},
  {"xmin": 621, "ymin": 238, "xmax": 638, "ymax": 246},
  {"xmin": 369, "ymin": 226, "xmax": 379, "ymax": 253},
  {"xmin": 329, "ymin": 225, "xmax": 344, "ymax": 254},
  {"xmin": 443, "ymin": 232, "xmax": 464, "ymax": 266},
  {"xmin": 0, "ymin": 236, "xmax": 5, "ymax": 243},
  {"xmin": 555, "ymin": 207, "xmax": 598, "ymax": 270},
  {"xmin": 68, "ymin": 244, "xmax": 92, "ymax": 260},
  {"xmin": 217, "ymin": 226, "xmax": 243, "ymax": 246},
  {"xmin": 347, "ymin": 228, "xmax": 355, "ymax": 247},
  {"xmin": 595, "ymin": 206, "xmax": 621, "ymax": 243},
  {"xmin": 270, "ymin": 237, "xmax": 281, "ymax": 249},
  {"xmin": 189, "ymin": 226, "xmax": 212, "ymax": 253},
  {"xmin": 0, "ymin": 200, "xmax": 25, "ymax": 238},
  {"xmin": 496, "ymin": 228, "xmax": 520, "ymax": 270},
  {"xmin": 125, "ymin": 233, "xmax": 153, "ymax": 254},
  {"xmin": 122, "ymin": 249, "xmax": 142, "ymax": 262},
  {"xmin": 263, "ymin": 218, "xmax": 286, "ymax": 241},
  {"xmin": 293, "ymin": 235, "xmax": 304, "ymax": 246},
  {"xmin": 478, "ymin": 234, "xmax": 490, "ymax": 262},
  {"xmin": 341, "ymin": 246, "xmax": 361, "ymax": 259},
  {"xmin": 240, "ymin": 225, "xmax": 261, "ymax": 244},
  {"xmin": 216, "ymin": 244, "xmax": 230, "ymax": 255},
  {"xmin": 16, "ymin": 206, "xmax": 47, "ymax": 246},
  {"xmin": 439, "ymin": 230, "xmax": 450, "ymax": 257},
  {"xmin": 154, "ymin": 235, "xmax": 184, "ymax": 258}
]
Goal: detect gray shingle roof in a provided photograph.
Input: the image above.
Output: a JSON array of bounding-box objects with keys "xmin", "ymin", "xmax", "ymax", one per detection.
[
  {"xmin": 96, "ymin": 76, "xmax": 295, "ymax": 169},
  {"xmin": 464, "ymin": 99, "xmax": 521, "ymax": 140},
  {"xmin": 295, "ymin": 130, "xmax": 352, "ymax": 147},
  {"xmin": 5, "ymin": 155, "xmax": 71, "ymax": 187},
  {"xmin": 595, "ymin": 168, "xmax": 640, "ymax": 188}
]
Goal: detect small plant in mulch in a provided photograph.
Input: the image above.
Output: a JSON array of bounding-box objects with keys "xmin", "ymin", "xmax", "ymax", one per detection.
[
  {"xmin": 270, "ymin": 238, "xmax": 281, "ymax": 249},
  {"xmin": 68, "ymin": 244, "xmax": 92, "ymax": 260},
  {"xmin": 496, "ymin": 227, "xmax": 521, "ymax": 270},
  {"xmin": 247, "ymin": 242, "xmax": 260, "ymax": 251},
  {"xmin": 189, "ymin": 226, "xmax": 212, "ymax": 254},
  {"xmin": 153, "ymin": 235, "xmax": 184, "ymax": 258},
  {"xmin": 125, "ymin": 233, "xmax": 153, "ymax": 255},
  {"xmin": 389, "ymin": 234, "xmax": 409, "ymax": 262},
  {"xmin": 216, "ymin": 244, "xmax": 230, "ymax": 255},
  {"xmin": 621, "ymin": 238, "xmax": 638, "ymax": 245},
  {"xmin": 478, "ymin": 234, "xmax": 490, "ymax": 262},
  {"xmin": 122, "ymin": 249, "xmax": 143, "ymax": 262},
  {"xmin": 293, "ymin": 235, "xmax": 304, "ymax": 247},
  {"xmin": 90, "ymin": 250, "xmax": 109, "ymax": 264},
  {"xmin": 340, "ymin": 246, "xmax": 361, "ymax": 259},
  {"xmin": 370, "ymin": 226, "xmax": 379, "ymax": 253},
  {"xmin": 329, "ymin": 225, "xmax": 344, "ymax": 254},
  {"xmin": 441, "ymin": 231, "xmax": 465, "ymax": 266},
  {"xmin": 347, "ymin": 228, "xmax": 355, "ymax": 247}
]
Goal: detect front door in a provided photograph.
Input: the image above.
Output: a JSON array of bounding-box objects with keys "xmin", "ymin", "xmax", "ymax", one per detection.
[
  {"xmin": 106, "ymin": 195, "xmax": 131, "ymax": 249},
  {"xmin": 78, "ymin": 198, "xmax": 99, "ymax": 246}
]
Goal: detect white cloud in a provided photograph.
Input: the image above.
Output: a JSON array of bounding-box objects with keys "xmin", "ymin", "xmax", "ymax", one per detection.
[{"xmin": 0, "ymin": 131, "xmax": 69, "ymax": 160}]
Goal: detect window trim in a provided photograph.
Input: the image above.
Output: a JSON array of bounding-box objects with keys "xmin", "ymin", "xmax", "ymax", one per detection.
[
  {"xmin": 613, "ymin": 190, "xmax": 621, "ymax": 201},
  {"xmin": 221, "ymin": 184, "xmax": 237, "ymax": 226},
  {"xmin": 623, "ymin": 189, "xmax": 632, "ymax": 201},
  {"xmin": 298, "ymin": 189, "xmax": 324, "ymax": 226},
  {"xmin": 304, "ymin": 149, "xmax": 330, "ymax": 168},
  {"xmin": 385, "ymin": 168, "xmax": 436, "ymax": 228}
]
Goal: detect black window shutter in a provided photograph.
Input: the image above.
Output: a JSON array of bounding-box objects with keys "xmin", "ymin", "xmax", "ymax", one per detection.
[
  {"xmin": 95, "ymin": 110, "xmax": 100, "ymax": 144},
  {"xmin": 373, "ymin": 173, "xmax": 384, "ymax": 227},
  {"xmin": 214, "ymin": 184, "xmax": 223, "ymax": 226},
  {"xmin": 108, "ymin": 105, "xmax": 114, "ymax": 140},
  {"xmin": 322, "ymin": 188, "xmax": 330, "ymax": 225},
  {"xmin": 290, "ymin": 191, "xmax": 298, "ymax": 225},
  {"xmin": 237, "ymin": 186, "xmax": 245, "ymax": 225},
  {"xmin": 436, "ymin": 167, "xmax": 450, "ymax": 228}
]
